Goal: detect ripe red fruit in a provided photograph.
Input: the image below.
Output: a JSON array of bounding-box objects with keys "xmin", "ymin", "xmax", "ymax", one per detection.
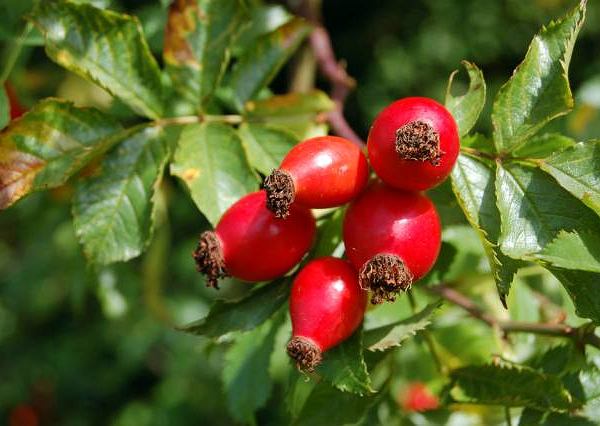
[
  {"xmin": 9, "ymin": 404, "xmax": 38, "ymax": 426},
  {"xmin": 367, "ymin": 97, "xmax": 459, "ymax": 191},
  {"xmin": 399, "ymin": 383, "xmax": 439, "ymax": 412},
  {"xmin": 343, "ymin": 182, "xmax": 441, "ymax": 304},
  {"xmin": 193, "ymin": 190, "xmax": 316, "ymax": 288},
  {"xmin": 287, "ymin": 257, "xmax": 367, "ymax": 371},
  {"xmin": 264, "ymin": 136, "xmax": 369, "ymax": 218}
]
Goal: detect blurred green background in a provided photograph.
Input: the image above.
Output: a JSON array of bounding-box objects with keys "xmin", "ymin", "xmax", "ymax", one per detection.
[{"xmin": 1, "ymin": 0, "xmax": 599, "ymax": 425}]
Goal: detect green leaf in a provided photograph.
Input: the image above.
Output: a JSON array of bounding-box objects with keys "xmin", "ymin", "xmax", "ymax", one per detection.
[
  {"xmin": 549, "ymin": 268, "xmax": 600, "ymax": 324},
  {"xmin": 536, "ymin": 230, "xmax": 600, "ymax": 272},
  {"xmin": 363, "ymin": 301, "xmax": 441, "ymax": 351},
  {"xmin": 178, "ymin": 280, "xmax": 290, "ymax": 338},
  {"xmin": 420, "ymin": 242, "xmax": 457, "ymax": 284},
  {"xmin": 222, "ymin": 312, "xmax": 282, "ymax": 424},
  {"xmin": 539, "ymin": 141, "xmax": 600, "ymax": 216},
  {"xmin": 495, "ymin": 162, "xmax": 600, "ymax": 260},
  {"xmin": 232, "ymin": 4, "xmax": 292, "ymax": 56},
  {"xmin": 316, "ymin": 327, "xmax": 373, "ymax": 396},
  {"xmin": 491, "ymin": 1, "xmax": 586, "ymax": 153},
  {"xmin": 565, "ymin": 364, "xmax": 600, "ymax": 402},
  {"xmin": 163, "ymin": 0, "xmax": 243, "ymax": 110},
  {"xmin": 512, "ymin": 133, "xmax": 576, "ymax": 159},
  {"xmin": 72, "ymin": 125, "xmax": 169, "ymax": 265},
  {"xmin": 0, "ymin": 99, "xmax": 122, "ymax": 209},
  {"xmin": 245, "ymin": 90, "xmax": 335, "ymax": 118},
  {"xmin": 294, "ymin": 382, "xmax": 377, "ymax": 426},
  {"xmin": 449, "ymin": 363, "xmax": 577, "ymax": 411},
  {"xmin": 528, "ymin": 344, "xmax": 585, "ymax": 376},
  {"xmin": 445, "ymin": 61, "xmax": 486, "ymax": 137},
  {"xmin": 31, "ymin": 1, "xmax": 164, "ymax": 119},
  {"xmin": 170, "ymin": 122, "xmax": 257, "ymax": 225},
  {"xmin": 0, "ymin": 86, "xmax": 8, "ymax": 129},
  {"xmin": 244, "ymin": 91, "xmax": 334, "ymax": 143},
  {"xmin": 519, "ymin": 409, "xmax": 596, "ymax": 426},
  {"xmin": 227, "ymin": 18, "xmax": 311, "ymax": 111},
  {"xmin": 238, "ymin": 123, "xmax": 297, "ymax": 176},
  {"xmin": 450, "ymin": 153, "xmax": 520, "ymax": 304},
  {"xmin": 311, "ymin": 208, "xmax": 344, "ymax": 258}
]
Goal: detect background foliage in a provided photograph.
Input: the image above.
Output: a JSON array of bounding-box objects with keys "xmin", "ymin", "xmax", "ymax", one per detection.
[{"xmin": 1, "ymin": 0, "xmax": 600, "ymax": 425}]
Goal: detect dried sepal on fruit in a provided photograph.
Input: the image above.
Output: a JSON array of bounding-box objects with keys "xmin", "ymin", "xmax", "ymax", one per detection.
[
  {"xmin": 264, "ymin": 136, "xmax": 369, "ymax": 218},
  {"xmin": 368, "ymin": 97, "xmax": 459, "ymax": 191},
  {"xmin": 343, "ymin": 182, "xmax": 441, "ymax": 304},
  {"xmin": 287, "ymin": 257, "xmax": 366, "ymax": 372},
  {"xmin": 193, "ymin": 190, "xmax": 316, "ymax": 288}
]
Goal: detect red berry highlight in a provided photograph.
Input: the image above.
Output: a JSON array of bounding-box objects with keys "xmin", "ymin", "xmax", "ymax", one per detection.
[
  {"xmin": 343, "ymin": 182, "xmax": 441, "ymax": 304},
  {"xmin": 193, "ymin": 190, "xmax": 316, "ymax": 288},
  {"xmin": 367, "ymin": 97, "xmax": 459, "ymax": 191},
  {"xmin": 399, "ymin": 383, "xmax": 439, "ymax": 412},
  {"xmin": 287, "ymin": 257, "xmax": 367, "ymax": 371},
  {"xmin": 264, "ymin": 136, "xmax": 369, "ymax": 218}
]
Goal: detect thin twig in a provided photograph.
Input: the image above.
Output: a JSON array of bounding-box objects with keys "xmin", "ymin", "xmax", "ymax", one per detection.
[
  {"xmin": 427, "ymin": 284, "xmax": 600, "ymax": 350},
  {"xmin": 297, "ymin": 0, "xmax": 365, "ymax": 147}
]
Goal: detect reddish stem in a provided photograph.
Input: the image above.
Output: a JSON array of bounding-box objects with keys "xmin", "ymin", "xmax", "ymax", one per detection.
[{"xmin": 297, "ymin": 2, "xmax": 365, "ymax": 147}]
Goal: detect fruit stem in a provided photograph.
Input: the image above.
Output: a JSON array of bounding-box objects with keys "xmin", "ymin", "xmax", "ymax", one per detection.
[
  {"xmin": 192, "ymin": 231, "xmax": 228, "ymax": 289},
  {"xmin": 395, "ymin": 120, "xmax": 443, "ymax": 165}
]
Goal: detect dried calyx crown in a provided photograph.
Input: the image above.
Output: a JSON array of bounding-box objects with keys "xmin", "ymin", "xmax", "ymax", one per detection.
[
  {"xmin": 264, "ymin": 169, "xmax": 295, "ymax": 218},
  {"xmin": 359, "ymin": 254, "xmax": 413, "ymax": 304},
  {"xmin": 286, "ymin": 336, "xmax": 322, "ymax": 372},
  {"xmin": 395, "ymin": 120, "xmax": 443, "ymax": 166},
  {"xmin": 193, "ymin": 231, "xmax": 228, "ymax": 289}
]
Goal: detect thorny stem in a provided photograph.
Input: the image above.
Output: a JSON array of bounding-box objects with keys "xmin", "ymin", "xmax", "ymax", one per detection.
[
  {"xmin": 428, "ymin": 284, "xmax": 600, "ymax": 350},
  {"xmin": 296, "ymin": 0, "xmax": 365, "ymax": 148}
]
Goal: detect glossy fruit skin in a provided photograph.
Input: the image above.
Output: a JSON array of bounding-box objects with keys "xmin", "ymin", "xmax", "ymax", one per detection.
[
  {"xmin": 280, "ymin": 136, "xmax": 369, "ymax": 208},
  {"xmin": 367, "ymin": 97, "xmax": 459, "ymax": 191},
  {"xmin": 343, "ymin": 182, "xmax": 441, "ymax": 281},
  {"xmin": 216, "ymin": 190, "xmax": 315, "ymax": 282},
  {"xmin": 290, "ymin": 257, "xmax": 366, "ymax": 352}
]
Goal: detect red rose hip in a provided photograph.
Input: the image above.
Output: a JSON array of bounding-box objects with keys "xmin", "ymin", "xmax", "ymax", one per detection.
[
  {"xmin": 264, "ymin": 136, "xmax": 369, "ymax": 218},
  {"xmin": 193, "ymin": 190, "xmax": 315, "ymax": 288},
  {"xmin": 343, "ymin": 182, "xmax": 441, "ymax": 304},
  {"xmin": 399, "ymin": 383, "xmax": 439, "ymax": 412},
  {"xmin": 287, "ymin": 257, "xmax": 367, "ymax": 372},
  {"xmin": 367, "ymin": 97, "xmax": 459, "ymax": 191}
]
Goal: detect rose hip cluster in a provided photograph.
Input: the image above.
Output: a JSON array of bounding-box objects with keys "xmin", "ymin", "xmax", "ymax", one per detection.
[{"xmin": 193, "ymin": 97, "xmax": 459, "ymax": 371}]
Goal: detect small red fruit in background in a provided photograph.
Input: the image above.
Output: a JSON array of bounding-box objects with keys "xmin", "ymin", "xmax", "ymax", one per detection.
[
  {"xmin": 287, "ymin": 257, "xmax": 366, "ymax": 371},
  {"xmin": 9, "ymin": 404, "xmax": 38, "ymax": 426},
  {"xmin": 399, "ymin": 383, "xmax": 439, "ymax": 412},
  {"xmin": 5, "ymin": 83, "xmax": 26, "ymax": 120},
  {"xmin": 193, "ymin": 190, "xmax": 316, "ymax": 288},
  {"xmin": 367, "ymin": 97, "xmax": 459, "ymax": 191},
  {"xmin": 343, "ymin": 182, "xmax": 441, "ymax": 304},
  {"xmin": 264, "ymin": 136, "xmax": 369, "ymax": 218}
]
